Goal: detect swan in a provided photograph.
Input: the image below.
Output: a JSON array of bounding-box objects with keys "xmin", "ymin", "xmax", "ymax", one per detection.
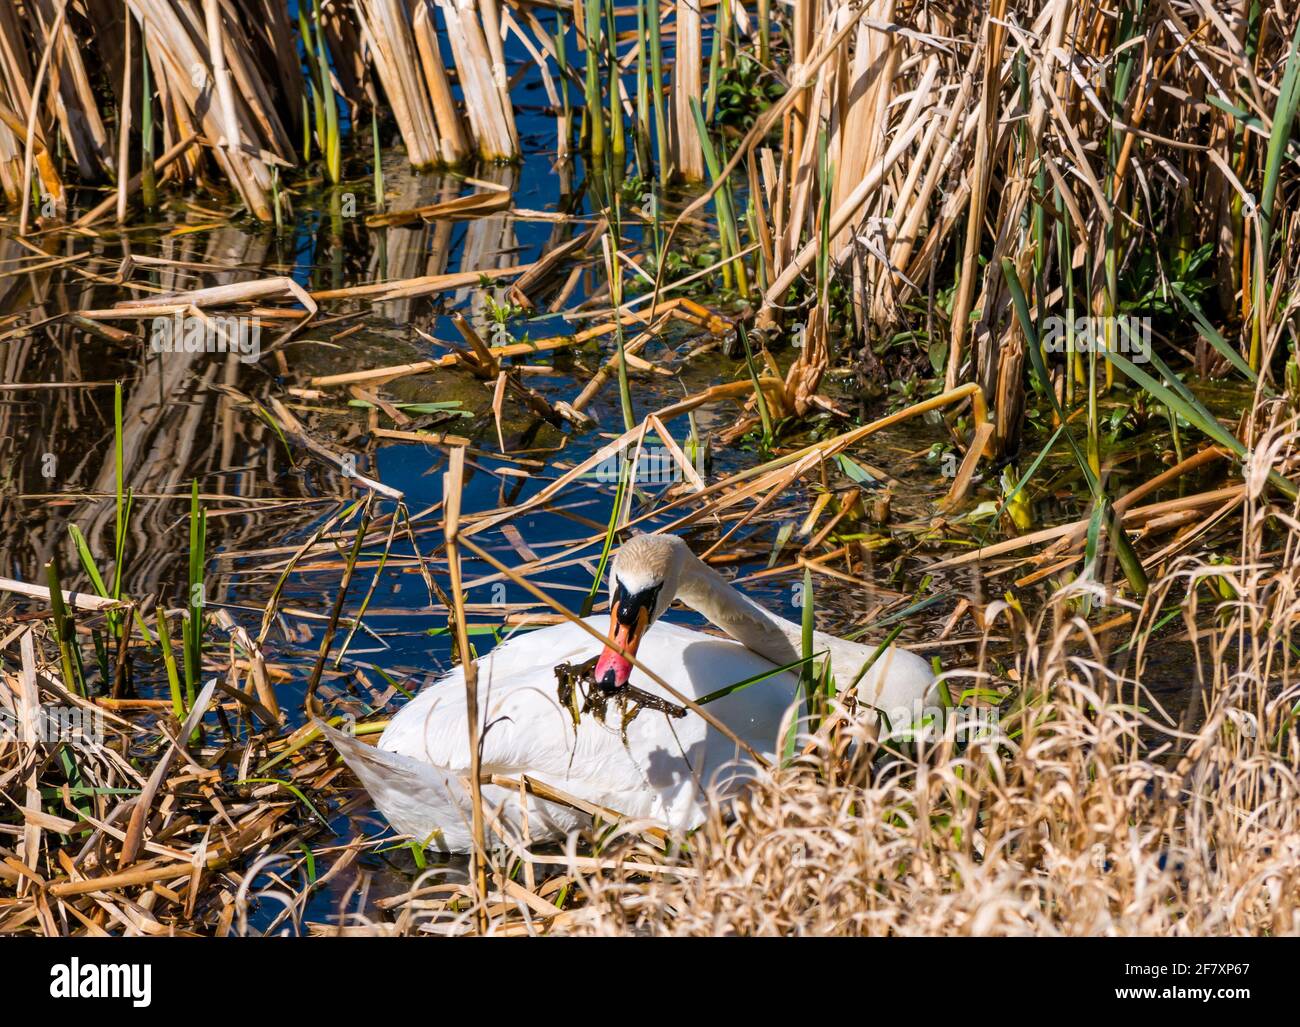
[{"xmin": 325, "ymin": 533, "xmax": 936, "ymax": 852}]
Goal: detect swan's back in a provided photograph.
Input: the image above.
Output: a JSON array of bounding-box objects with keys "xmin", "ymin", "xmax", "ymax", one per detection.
[{"xmin": 372, "ymin": 617, "xmax": 802, "ymax": 834}]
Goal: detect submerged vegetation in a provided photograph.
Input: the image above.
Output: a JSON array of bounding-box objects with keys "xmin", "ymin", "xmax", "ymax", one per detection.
[{"xmin": 1, "ymin": 0, "xmax": 1300, "ymax": 935}]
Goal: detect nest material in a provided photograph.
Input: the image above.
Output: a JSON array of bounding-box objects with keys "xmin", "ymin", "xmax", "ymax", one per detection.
[{"xmin": 554, "ymin": 655, "xmax": 687, "ymax": 738}]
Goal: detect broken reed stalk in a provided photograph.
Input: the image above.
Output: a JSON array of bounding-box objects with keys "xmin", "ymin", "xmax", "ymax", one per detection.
[
  {"xmin": 440, "ymin": 0, "xmax": 517, "ymax": 160},
  {"xmin": 412, "ymin": 2, "xmax": 470, "ymax": 162},
  {"xmin": 205, "ymin": 0, "xmax": 240, "ymax": 173},
  {"xmin": 356, "ymin": 0, "xmax": 462, "ymax": 168},
  {"xmin": 115, "ymin": 13, "xmax": 132, "ymax": 224},
  {"xmin": 650, "ymin": 0, "xmax": 873, "ymax": 310},
  {"xmin": 17, "ymin": 0, "xmax": 66, "ymax": 235},
  {"xmin": 442, "ymin": 444, "xmax": 490, "ymax": 934},
  {"xmin": 671, "ymin": 0, "xmax": 705, "ymax": 179},
  {"xmin": 133, "ymin": 0, "xmax": 285, "ymax": 218}
]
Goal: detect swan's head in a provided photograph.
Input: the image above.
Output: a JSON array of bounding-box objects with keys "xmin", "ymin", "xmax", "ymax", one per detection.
[{"xmin": 593, "ymin": 534, "xmax": 687, "ymax": 690}]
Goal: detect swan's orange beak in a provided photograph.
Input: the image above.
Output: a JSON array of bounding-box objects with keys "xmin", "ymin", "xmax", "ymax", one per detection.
[{"xmin": 594, "ymin": 599, "xmax": 651, "ymax": 690}]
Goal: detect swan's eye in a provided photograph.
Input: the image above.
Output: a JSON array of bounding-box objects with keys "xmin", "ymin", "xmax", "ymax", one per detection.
[{"xmin": 612, "ymin": 580, "xmax": 663, "ymax": 625}]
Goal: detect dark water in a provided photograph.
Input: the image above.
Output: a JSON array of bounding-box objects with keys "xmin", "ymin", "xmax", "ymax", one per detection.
[{"xmin": 0, "ymin": 34, "xmax": 1222, "ymax": 933}]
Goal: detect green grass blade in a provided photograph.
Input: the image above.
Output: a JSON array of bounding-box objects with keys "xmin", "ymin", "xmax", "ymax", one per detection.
[
  {"xmin": 1002, "ymin": 258, "xmax": 1148, "ymax": 593},
  {"xmin": 1169, "ymin": 284, "xmax": 1267, "ymax": 392}
]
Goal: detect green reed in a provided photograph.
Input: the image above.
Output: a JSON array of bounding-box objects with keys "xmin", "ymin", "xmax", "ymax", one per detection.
[
  {"xmin": 583, "ymin": 0, "xmax": 605, "ymax": 166},
  {"xmin": 604, "ymin": 0, "xmax": 626, "ymax": 172},
  {"xmin": 690, "ymin": 98, "xmax": 748, "ymax": 297},
  {"xmin": 183, "ymin": 479, "xmax": 206, "ymax": 708},
  {"xmin": 154, "ymin": 601, "xmax": 185, "ymax": 719},
  {"xmin": 300, "ymin": 0, "xmax": 341, "ymax": 183},
  {"xmin": 46, "ymin": 555, "xmax": 84, "ymax": 697},
  {"xmin": 647, "ymin": 0, "xmax": 669, "ymax": 187},
  {"xmin": 140, "ymin": 32, "xmax": 156, "ymax": 211}
]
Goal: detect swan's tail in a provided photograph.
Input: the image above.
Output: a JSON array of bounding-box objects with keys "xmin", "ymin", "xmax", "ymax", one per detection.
[
  {"xmin": 321, "ymin": 722, "xmax": 590, "ymax": 852},
  {"xmin": 318, "ymin": 721, "xmax": 475, "ymax": 852}
]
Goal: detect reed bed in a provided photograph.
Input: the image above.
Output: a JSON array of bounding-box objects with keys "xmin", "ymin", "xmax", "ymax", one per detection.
[
  {"xmin": 4, "ymin": 395, "xmax": 1294, "ymax": 934},
  {"xmin": 2, "ymin": 1, "xmax": 1300, "ymax": 938}
]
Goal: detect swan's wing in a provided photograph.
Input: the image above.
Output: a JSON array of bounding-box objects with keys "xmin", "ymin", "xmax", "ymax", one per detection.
[
  {"xmin": 377, "ymin": 617, "xmax": 610, "ymax": 773},
  {"xmin": 320, "ymin": 720, "xmax": 477, "ymax": 851},
  {"xmin": 856, "ymin": 644, "xmax": 939, "ymax": 722},
  {"xmin": 352, "ymin": 617, "xmax": 806, "ymax": 846},
  {"xmin": 321, "ymin": 721, "xmax": 589, "ymax": 851},
  {"xmin": 376, "ymin": 618, "xmax": 691, "ymax": 811}
]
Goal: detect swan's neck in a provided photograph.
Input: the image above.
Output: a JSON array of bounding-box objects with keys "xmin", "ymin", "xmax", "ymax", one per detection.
[
  {"xmin": 668, "ymin": 547, "xmax": 934, "ymax": 709},
  {"xmin": 674, "ymin": 553, "xmax": 823, "ymax": 670}
]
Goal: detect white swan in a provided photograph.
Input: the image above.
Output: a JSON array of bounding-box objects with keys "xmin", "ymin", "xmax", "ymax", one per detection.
[{"xmin": 325, "ymin": 533, "xmax": 936, "ymax": 852}]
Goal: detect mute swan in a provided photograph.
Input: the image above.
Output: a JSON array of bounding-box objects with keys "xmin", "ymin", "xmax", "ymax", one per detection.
[{"xmin": 325, "ymin": 533, "xmax": 936, "ymax": 852}]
